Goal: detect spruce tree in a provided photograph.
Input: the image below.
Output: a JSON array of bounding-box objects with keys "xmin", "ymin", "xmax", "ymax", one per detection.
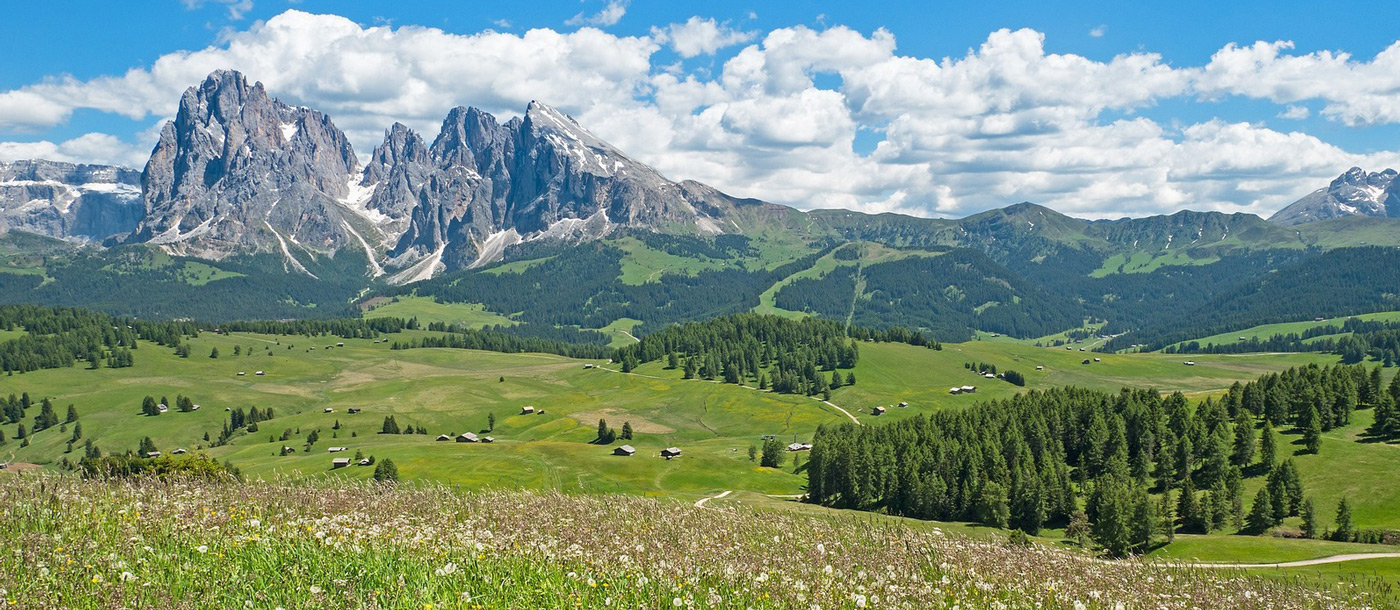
[
  {"xmin": 1230, "ymin": 410, "xmax": 1255, "ymax": 467},
  {"xmin": 65, "ymin": 404, "xmax": 79, "ymax": 423},
  {"xmin": 1302, "ymin": 406, "xmax": 1323, "ymax": 454},
  {"xmin": 1333, "ymin": 497, "xmax": 1355, "ymax": 542},
  {"xmin": 1301, "ymin": 497, "xmax": 1319, "ymax": 539},
  {"xmin": 1246, "ymin": 485, "xmax": 1275, "ymax": 532},
  {"xmin": 620, "ymin": 421, "xmax": 633, "ymax": 440},
  {"xmin": 1259, "ymin": 423, "xmax": 1277, "ymax": 472},
  {"xmin": 760, "ymin": 437, "xmax": 786, "ymax": 468},
  {"xmin": 373, "ymin": 458, "xmax": 399, "ymax": 483}
]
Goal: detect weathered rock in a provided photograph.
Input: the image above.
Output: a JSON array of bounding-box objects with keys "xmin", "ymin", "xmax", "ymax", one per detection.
[
  {"xmin": 0, "ymin": 159, "xmax": 143, "ymax": 240},
  {"xmin": 131, "ymin": 69, "xmax": 386, "ymax": 274},
  {"xmin": 1271, "ymin": 167, "xmax": 1400, "ymax": 226}
]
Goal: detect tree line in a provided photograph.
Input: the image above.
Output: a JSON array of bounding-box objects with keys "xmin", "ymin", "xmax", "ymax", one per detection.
[
  {"xmin": 613, "ymin": 314, "xmax": 929, "ymax": 397},
  {"xmin": 806, "ymin": 363, "xmax": 1387, "ymax": 556}
]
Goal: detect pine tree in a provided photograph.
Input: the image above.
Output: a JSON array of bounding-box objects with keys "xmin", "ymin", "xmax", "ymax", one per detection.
[
  {"xmin": 845, "ymin": 372, "xmax": 856, "ymax": 386},
  {"xmin": 666, "ymin": 352, "xmax": 679, "ymax": 370},
  {"xmin": 1246, "ymin": 485, "xmax": 1275, "ymax": 532},
  {"xmin": 1303, "ymin": 406, "xmax": 1322, "ymax": 454},
  {"xmin": 1259, "ymin": 423, "xmax": 1277, "ymax": 473},
  {"xmin": 65, "ymin": 404, "xmax": 79, "ymax": 423},
  {"xmin": 747, "ymin": 444, "xmax": 757, "ymax": 462},
  {"xmin": 1177, "ymin": 480, "xmax": 1206, "ymax": 533},
  {"xmin": 1088, "ymin": 479, "xmax": 1130, "ymax": 557},
  {"xmin": 487, "ymin": 412, "xmax": 496, "ymax": 432},
  {"xmin": 140, "ymin": 395, "xmax": 158, "ymax": 416},
  {"xmin": 380, "ymin": 416, "xmax": 400, "ymax": 435},
  {"xmin": 373, "ymin": 458, "xmax": 399, "ymax": 483},
  {"xmin": 1158, "ymin": 488, "xmax": 1176, "ymax": 542},
  {"xmin": 761, "ymin": 437, "xmax": 786, "ymax": 468},
  {"xmin": 1066, "ymin": 510, "xmax": 1092, "ymax": 548},
  {"xmin": 1230, "ymin": 410, "xmax": 1255, "ymax": 467},
  {"xmin": 1301, "ymin": 497, "xmax": 1319, "ymax": 539},
  {"xmin": 1332, "ymin": 497, "xmax": 1355, "ymax": 542},
  {"xmin": 621, "ymin": 421, "xmax": 633, "ymax": 440},
  {"xmin": 830, "ymin": 370, "xmax": 843, "ymax": 389},
  {"xmin": 209, "ymin": 347, "xmax": 220, "ymax": 359},
  {"xmin": 138, "ymin": 436, "xmax": 158, "ymax": 458},
  {"xmin": 975, "ymin": 481, "xmax": 1011, "ymax": 529}
]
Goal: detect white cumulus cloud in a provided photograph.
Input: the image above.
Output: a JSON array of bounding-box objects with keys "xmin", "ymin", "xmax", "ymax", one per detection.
[
  {"xmin": 651, "ymin": 17, "xmax": 756, "ymax": 58},
  {"xmin": 566, "ymin": 0, "xmax": 628, "ymax": 27},
  {"xmin": 3, "ymin": 11, "xmax": 1400, "ymax": 220}
]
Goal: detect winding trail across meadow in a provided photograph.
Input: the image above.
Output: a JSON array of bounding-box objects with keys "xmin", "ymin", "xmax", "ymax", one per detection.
[
  {"xmin": 1160, "ymin": 553, "xmax": 1400, "ymax": 569},
  {"xmin": 694, "ymin": 489, "xmax": 732, "ymax": 508}
]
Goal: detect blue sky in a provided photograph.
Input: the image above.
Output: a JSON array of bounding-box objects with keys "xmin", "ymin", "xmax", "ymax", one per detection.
[{"xmin": 3, "ymin": 0, "xmax": 1399, "ymax": 218}]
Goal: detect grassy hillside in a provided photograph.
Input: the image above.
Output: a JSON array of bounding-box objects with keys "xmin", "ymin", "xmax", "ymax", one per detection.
[
  {"xmin": 0, "ymin": 329, "xmax": 840, "ymax": 498},
  {"xmin": 363, "ymin": 296, "xmax": 518, "ymax": 329},
  {"xmin": 1165, "ymin": 311, "xmax": 1400, "ymax": 352},
  {"xmin": 6, "ymin": 323, "xmax": 1400, "ymax": 584}
]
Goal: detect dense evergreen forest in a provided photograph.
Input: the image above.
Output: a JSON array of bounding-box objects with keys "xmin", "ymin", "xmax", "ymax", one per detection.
[
  {"xmin": 807, "ymin": 363, "xmax": 1391, "ymax": 556},
  {"xmin": 0, "ymin": 248, "xmax": 368, "ymax": 322},
  {"xmin": 613, "ymin": 313, "xmax": 936, "ymax": 397},
  {"xmin": 0, "ymin": 305, "xmax": 615, "ymax": 372},
  {"xmin": 390, "ymin": 331, "xmax": 612, "ymax": 359},
  {"xmin": 1105, "ymin": 247, "xmax": 1400, "ymax": 351},
  {"xmin": 0, "ymin": 305, "xmax": 199, "ymax": 373},
  {"xmin": 1167, "ymin": 318, "xmax": 1400, "ymax": 366},
  {"xmin": 773, "ymin": 249, "xmax": 1083, "ymax": 341}
]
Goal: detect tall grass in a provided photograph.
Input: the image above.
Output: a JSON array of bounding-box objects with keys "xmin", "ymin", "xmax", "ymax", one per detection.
[{"xmin": 0, "ymin": 474, "xmax": 1383, "ymax": 609}]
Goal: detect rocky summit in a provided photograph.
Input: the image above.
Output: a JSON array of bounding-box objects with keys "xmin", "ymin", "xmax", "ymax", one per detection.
[
  {"xmin": 1270, "ymin": 166, "xmax": 1400, "ymax": 226},
  {"xmin": 107, "ymin": 69, "xmax": 763, "ymax": 281}
]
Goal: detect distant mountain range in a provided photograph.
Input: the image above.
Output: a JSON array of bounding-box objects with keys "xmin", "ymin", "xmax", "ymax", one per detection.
[
  {"xmin": 1, "ymin": 69, "xmax": 1399, "ymax": 346},
  {"xmin": 0, "ymin": 68, "xmax": 1392, "ymax": 283}
]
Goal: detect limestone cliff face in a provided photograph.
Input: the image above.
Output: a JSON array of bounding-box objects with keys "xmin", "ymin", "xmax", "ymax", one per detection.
[
  {"xmin": 376, "ymin": 101, "xmax": 756, "ymax": 279},
  {"xmin": 131, "ymin": 69, "xmax": 383, "ymax": 269},
  {"xmin": 18, "ymin": 69, "xmax": 771, "ymax": 281},
  {"xmin": 0, "ymin": 160, "xmax": 143, "ymax": 241}
]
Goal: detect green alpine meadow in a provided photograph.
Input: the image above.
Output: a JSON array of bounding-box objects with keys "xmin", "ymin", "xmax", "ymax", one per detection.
[{"xmin": 5, "ymin": 2, "xmax": 1400, "ymax": 608}]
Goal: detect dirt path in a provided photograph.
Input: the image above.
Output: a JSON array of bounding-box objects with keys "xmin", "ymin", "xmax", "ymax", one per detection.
[
  {"xmin": 1162, "ymin": 553, "xmax": 1400, "ymax": 569},
  {"xmin": 694, "ymin": 490, "xmax": 732, "ymax": 508},
  {"xmin": 817, "ymin": 398, "xmax": 861, "ymax": 426}
]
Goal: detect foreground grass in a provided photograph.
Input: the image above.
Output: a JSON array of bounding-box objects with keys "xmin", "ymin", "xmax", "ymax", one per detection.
[{"xmin": 0, "ymin": 474, "xmax": 1382, "ymax": 609}]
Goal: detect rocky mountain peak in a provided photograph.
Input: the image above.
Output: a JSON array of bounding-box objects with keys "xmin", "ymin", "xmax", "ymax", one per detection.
[
  {"xmin": 131, "ymin": 69, "xmax": 378, "ymax": 270},
  {"xmin": 1272, "ymin": 166, "xmax": 1400, "ymax": 226}
]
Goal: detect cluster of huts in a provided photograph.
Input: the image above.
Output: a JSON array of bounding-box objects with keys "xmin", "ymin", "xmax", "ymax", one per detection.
[
  {"xmin": 611, "ymin": 445, "xmax": 684, "ymax": 459},
  {"xmin": 331, "ymin": 457, "xmax": 373, "ymax": 468},
  {"xmin": 436, "ymin": 432, "xmax": 496, "ymax": 443}
]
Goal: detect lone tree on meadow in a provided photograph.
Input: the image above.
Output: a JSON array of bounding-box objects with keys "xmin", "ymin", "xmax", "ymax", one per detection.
[
  {"xmin": 1332, "ymin": 497, "xmax": 1356, "ymax": 542},
  {"xmin": 380, "ymin": 416, "xmax": 400, "ymax": 435},
  {"xmin": 760, "ymin": 437, "xmax": 785, "ymax": 468},
  {"xmin": 373, "ymin": 458, "xmax": 399, "ymax": 483}
]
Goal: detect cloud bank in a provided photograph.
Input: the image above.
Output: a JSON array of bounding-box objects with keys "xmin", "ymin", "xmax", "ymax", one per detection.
[{"xmin": 3, "ymin": 10, "xmax": 1399, "ymax": 219}]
